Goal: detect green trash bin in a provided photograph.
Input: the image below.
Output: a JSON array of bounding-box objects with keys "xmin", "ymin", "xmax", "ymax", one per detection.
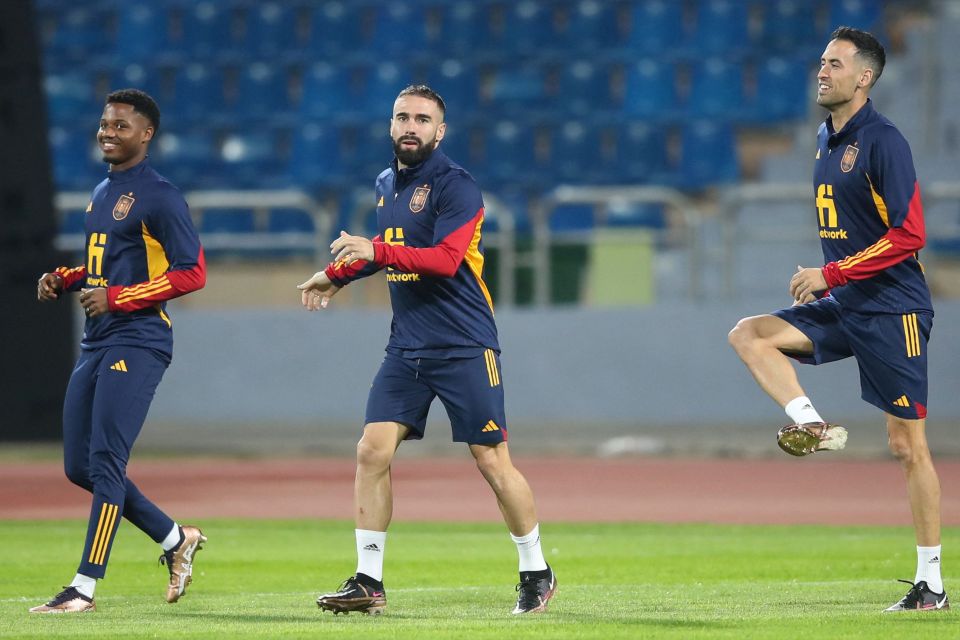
[{"xmin": 586, "ymin": 229, "xmax": 655, "ymax": 306}]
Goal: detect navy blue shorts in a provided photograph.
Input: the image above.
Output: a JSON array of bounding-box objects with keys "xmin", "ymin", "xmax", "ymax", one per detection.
[
  {"xmin": 365, "ymin": 350, "xmax": 508, "ymax": 444},
  {"xmin": 773, "ymin": 296, "xmax": 932, "ymax": 419}
]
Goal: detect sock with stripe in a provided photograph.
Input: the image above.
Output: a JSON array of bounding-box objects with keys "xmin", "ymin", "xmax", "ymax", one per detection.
[
  {"xmin": 511, "ymin": 524, "xmax": 548, "ymax": 573},
  {"xmin": 916, "ymin": 545, "xmax": 943, "ymax": 593},
  {"xmin": 355, "ymin": 529, "xmax": 386, "ymax": 583},
  {"xmin": 70, "ymin": 573, "xmax": 97, "ymax": 599},
  {"xmin": 784, "ymin": 396, "xmax": 824, "ymax": 425}
]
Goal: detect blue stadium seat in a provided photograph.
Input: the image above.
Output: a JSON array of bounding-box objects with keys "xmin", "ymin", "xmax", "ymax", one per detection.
[
  {"xmin": 170, "ymin": 63, "xmax": 226, "ymax": 121},
  {"xmin": 619, "ymin": 121, "xmax": 669, "ymax": 183},
  {"xmin": 621, "ymin": 59, "xmax": 677, "ymax": 120},
  {"xmin": 678, "ymin": 121, "xmax": 739, "ymax": 189},
  {"xmin": 493, "ymin": 1, "xmax": 559, "ymax": 55},
  {"xmin": 607, "ymin": 202, "xmax": 666, "ymax": 229},
  {"xmin": 179, "ymin": 1, "xmax": 239, "ymax": 58},
  {"xmin": 351, "ymin": 121, "xmax": 395, "ymax": 179},
  {"xmin": 59, "ymin": 209, "xmax": 87, "ymax": 236},
  {"xmin": 219, "ymin": 131, "xmax": 280, "ymax": 185},
  {"xmin": 439, "ymin": 1, "xmax": 493, "ymax": 55},
  {"xmin": 686, "ymin": 57, "xmax": 745, "ymax": 119},
  {"xmin": 565, "ymin": 0, "xmax": 621, "ymax": 52},
  {"xmin": 48, "ymin": 126, "xmax": 102, "ymax": 190},
  {"xmin": 369, "ymin": 3, "xmax": 436, "ymax": 55},
  {"xmin": 199, "ymin": 209, "xmax": 256, "ymax": 234},
  {"xmin": 760, "ymin": 0, "xmax": 819, "ymax": 55},
  {"xmin": 306, "ymin": 2, "xmax": 364, "ymax": 57},
  {"xmin": 267, "ymin": 208, "xmax": 316, "ymax": 234},
  {"xmin": 153, "ymin": 129, "xmax": 219, "ymax": 190},
  {"xmin": 243, "ymin": 2, "xmax": 300, "ymax": 57},
  {"xmin": 115, "ymin": 2, "xmax": 174, "ymax": 62},
  {"xmin": 356, "ymin": 62, "xmax": 417, "ymax": 119},
  {"xmin": 551, "ymin": 121, "xmax": 627, "ymax": 185},
  {"xmin": 481, "ymin": 120, "xmax": 546, "ymax": 187},
  {"xmin": 299, "ymin": 62, "xmax": 350, "ymax": 119},
  {"xmin": 289, "ymin": 123, "xmax": 345, "ymax": 187},
  {"xmin": 623, "ymin": 0, "xmax": 685, "ymax": 56},
  {"xmin": 39, "ymin": 6, "xmax": 110, "ymax": 62},
  {"xmin": 230, "ymin": 62, "xmax": 291, "ymax": 119},
  {"xmin": 550, "ymin": 204, "xmax": 596, "ymax": 233},
  {"xmin": 45, "ymin": 70, "xmax": 97, "ymax": 124},
  {"xmin": 557, "ymin": 61, "xmax": 611, "ymax": 116},
  {"xmin": 422, "ymin": 59, "xmax": 481, "ymax": 109},
  {"xmin": 687, "ymin": 0, "xmax": 750, "ymax": 57},
  {"xmin": 486, "ymin": 64, "xmax": 548, "ymax": 113},
  {"xmin": 109, "ymin": 63, "xmax": 164, "ymax": 103},
  {"xmin": 752, "ymin": 57, "xmax": 811, "ymax": 123},
  {"xmin": 828, "ymin": 0, "xmax": 883, "ymax": 32}
]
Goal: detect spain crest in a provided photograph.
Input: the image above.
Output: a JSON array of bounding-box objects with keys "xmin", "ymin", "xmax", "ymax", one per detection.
[
  {"xmin": 113, "ymin": 193, "xmax": 136, "ymax": 220},
  {"xmin": 840, "ymin": 145, "xmax": 859, "ymax": 173},
  {"xmin": 409, "ymin": 185, "xmax": 430, "ymax": 214}
]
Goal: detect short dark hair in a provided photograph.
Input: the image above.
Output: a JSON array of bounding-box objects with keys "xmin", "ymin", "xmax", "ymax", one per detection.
[
  {"xmin": 396, "ymin": 84, "xmax": 446, "ymax": 118},
  {"xmin": 106, "ymin": 88, "xmax": 161, "ymax": 132},
  {"xmin": 830, "ymin": 26, "xmax": 886, "ymax": 87}
]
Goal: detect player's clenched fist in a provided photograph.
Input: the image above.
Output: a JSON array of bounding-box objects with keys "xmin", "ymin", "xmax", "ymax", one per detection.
[{"xmin": 37, "ymin": 272, "xmax": 64, "ymax": 302}]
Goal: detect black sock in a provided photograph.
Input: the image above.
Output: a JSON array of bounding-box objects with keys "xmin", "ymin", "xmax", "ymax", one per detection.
[
  {"xmin": 355, "ymin": 572, "xmax": 384, "ymax": 591},
  {"xmin": 520, "ymin": 566, "xmax": 552, "ymax": 581}
]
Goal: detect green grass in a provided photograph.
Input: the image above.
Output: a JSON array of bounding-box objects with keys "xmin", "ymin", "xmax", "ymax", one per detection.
[{"xmin": 2, "ymin": 520, "xmax": 958, "ymax": 639}]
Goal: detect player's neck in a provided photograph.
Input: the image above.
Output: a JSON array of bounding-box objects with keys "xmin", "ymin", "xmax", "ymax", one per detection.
[{"xmin": 828, "ymin": 95, "xmax": 868, "ymax": 133}]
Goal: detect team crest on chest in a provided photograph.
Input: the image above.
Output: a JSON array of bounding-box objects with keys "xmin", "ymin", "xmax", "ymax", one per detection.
[
  {"xmin": 409, "ymin": 185, "xmax": 431, "ymax": 213},
  {"xmin": 112, "ymin": 193, "xmax": 136, "ymax": 220},
  {"xmin": 840, "ymin": 145, "xmax": 859, "ymax": 173}
]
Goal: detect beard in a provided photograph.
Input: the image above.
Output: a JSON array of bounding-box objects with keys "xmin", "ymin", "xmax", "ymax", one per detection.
[{"xmin": 393, "ymin": 135, "xmax": 437, "ymax": 166}]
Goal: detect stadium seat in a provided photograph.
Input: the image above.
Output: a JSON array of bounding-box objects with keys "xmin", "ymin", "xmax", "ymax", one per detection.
[
  {"xmin": 299, "ymin": 62, "xmax": 350, "ymax": 119},
  {"xmin": 306, "ymin": 1, "xmax": 364, "ymax": 57},
  {"xmin": 115, "ymin": 2, "xmax": 174, "ymax": 62},
  {"xmin": 687, "ymin": 0, "xmax": 750, "ymax": 57},
  {"xmin": 243, "ymin": 2, "xmax": 300, "ymax": 57},
  {"xmin": 438, "ymin": 1, "xmax": 493, "ymax": 56},
  {"xmin": 619, "ymin": 120, "xmax": 669, "ymax": 184},
  {"xmin": 230, "ymin": 62, "xmax": 292, "ymax": 119},
  {"xmin": 153, "ymin": 129, "xmax": 219, "ymax": 190},
  {"xmin": 759, "ymin": 0, "xmax": 819, "ymax": 55},
  {"xmin": 564, "ymin": 0, "xmax": 621, "ymax": 52},
  {"xmin": 219, "ymin": 131, "xmax": 281, "ymax": 185},
  {"xmin": 686, "ymin": 57, "xmax": 745, "ymax": 120},
  {"xmin": 369, "ymin": 3, "xmax": 437, "ymax": 55},
  {"xmin": 356, "ymin": 62, "xmax": 417, "ymax": 120},
  {"xmin": 621, "ymin": 59, "xmax": 678, "ymax": 121},
  {"xmin": 828, "ymin": 0, "xmax": 884, "ymax": 32},
  {"xmin": 492, "ymin": 1, "xmax": 559, "ymax": 55},
  {"xmin": 751, "ymin": 56, "xmax": 812, "ymax": 123},
  {"xmin": 169, "ymin": 63, "xmax": 227, "ymax": 121},
  {"xmin": 267, "ymin": 208, "xmax": 316, "ymax": 234},
  {"xmin": 480, "ymin": 120, "xmax": 547, "ymax": 187},
  {"xmin": 48, "ymin": 126, "xmax": 102, "ymax": 190},
  {"xmin": 178, "ymin": 1, "xmax": 239, "ymax": 59},
  {"xmin": 198, "ymin": 208, "xmax": 256, "ymax": 234},
  {"xmin": 557, "ymin": 61, "xmax": 611, "ymax": 116},
  {"xmin": 551, "ymin": 121, "xmax": 625, "ymax": 185},
  {"xmin": 109, "ymin": 63, "xmax": 165, "ymax": 103},
  {"xmin": 422, "ymin": 59, "xmax": 481, "ymax": 109},
  {"xmin": 289, "ymin": 122, "xmax": 345, "ymax": 187},
  {"xmin": 45, "ymin": 70, "xmax": 97, "ymax": 124},
  {"xmin": 38, "ymin": 6, "xmax": 110, "ymax": 62},
  {"xmin": 678, "ymin": 120, "xmax": 739, "ymax": 189},
  {"xmin": 486, "ymin": 63, "xmax": 549, "ymax": 114},
  {"xmin": 623, "ymin": 0, "xmax": 685, "ymax": 56}
]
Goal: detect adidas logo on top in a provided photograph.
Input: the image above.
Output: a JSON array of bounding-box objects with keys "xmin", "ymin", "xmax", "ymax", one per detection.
[
  {"xmin": 363, "ymin": 543, "xmax": 381, "ymax": 552},
  {"xmin": 110, "ymin": 360, "xmax": 128, "ymax": 372},
  {"xmin": 930, "ymin": 556, "xmax": 940, "ymax": 563}
]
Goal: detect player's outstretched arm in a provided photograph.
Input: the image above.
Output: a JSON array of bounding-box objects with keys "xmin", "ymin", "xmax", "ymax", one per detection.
[{"xmin": 298, "ymin": 271, "xmax": 341, "ymax": 310}]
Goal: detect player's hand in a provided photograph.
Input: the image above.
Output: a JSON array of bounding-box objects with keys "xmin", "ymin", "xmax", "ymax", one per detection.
[
  {"xmin": 298, "ymin": 271, "xmax": 340, "ymax": 310},
  {"xmin": 79, "ymin": 287, "xmax": 109, "ymax": 318},
  {"xmin": 330, "ymin": 230, "xmax": 374, "ymax": 265},
  {"xmin": 789, "ymin": 266, "xmax": 827, "ymax": 305},
  {"xmin": 37, "ymin": 272, "xmax": 64, "ymax": 302}
]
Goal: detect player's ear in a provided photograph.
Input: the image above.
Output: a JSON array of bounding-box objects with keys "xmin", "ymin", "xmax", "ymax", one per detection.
[
  {"xmin": 435, "ymin": 122, "xmax": 446, "ymax": 144},
  {"xmin": 858, "ymin": 67, "xmax": 874, "ymax": 89},
  {"xmin": 141, "ymin": 126, "xmax": 155, "ymax": 144}
]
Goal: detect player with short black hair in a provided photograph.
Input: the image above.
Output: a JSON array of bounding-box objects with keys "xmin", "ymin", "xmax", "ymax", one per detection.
[
  {"xmin": 299, "ymin": 84, "xmax": 557, "ymax": 616},
  {"xmin": 31, "ymin": 89, "xmax": 207, "ymax": 613},
  {"xmin": 729, "ymin": 28, "xmax": 948, "ymax": 611}
]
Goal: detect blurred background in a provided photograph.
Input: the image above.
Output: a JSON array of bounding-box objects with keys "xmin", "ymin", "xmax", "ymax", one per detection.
[{"xmin": 4, "ymin": 0, "xmax": 960, "ymax": 457}]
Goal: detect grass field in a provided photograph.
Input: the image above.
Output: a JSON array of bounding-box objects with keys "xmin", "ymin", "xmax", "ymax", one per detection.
[{"xmin": 2, "ymin": 520, "xmax": 957, "ymax": 639}]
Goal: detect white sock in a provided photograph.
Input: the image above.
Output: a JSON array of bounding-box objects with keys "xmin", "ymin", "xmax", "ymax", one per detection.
[
  {"xmin": 784, "ymin": 396, "xmax": 824, "ymax": 425},
  {"xmin": 511, "ymin": 524, "xmax": 548, "ymax": 573},
  {"xmin": 917, "ymin": 545, "xmax": 943, "ymax": 593},
  {"xmin": 355, "ymin": 529, "xmax": 386, "ymax": 582},
  {"xmin": 161, "ymin": 523, "xmax": 182, "ymax": 551},
  {"xmin": 70, "ymin": 573, "xmax": 97, "ymax": 599}
]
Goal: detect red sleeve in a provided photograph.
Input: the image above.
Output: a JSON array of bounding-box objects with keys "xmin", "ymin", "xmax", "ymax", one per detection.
[
  {"xmin": 54, "ymin": 266, "xmax": 87, "ymax": 292},
  {"xmin": 822, "ymin": 181, "xmax": 925, "ymax": 288},
  {"xmin": 371, "ymin": 209, "xmax": 482, "ymax": 278},
  {"xmin": 106, "ymin": 247, "xmax": 207, "ymax": 312},
  {"xmin": 324, "ymin": 235, "xmax": 383, "ymax": 286}
]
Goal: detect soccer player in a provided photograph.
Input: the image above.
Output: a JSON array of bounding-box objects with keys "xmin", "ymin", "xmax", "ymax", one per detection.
[
  {"xmin": 728, "ymin": 28, "xmax": 947, "ymax": 612},
  {"xmin": 32, "ymin": 89, "xmax": 207, "ymax": 613},
  {"xmin": 299, "ymin": 85, "xmax": 557, "ymax": 615}
]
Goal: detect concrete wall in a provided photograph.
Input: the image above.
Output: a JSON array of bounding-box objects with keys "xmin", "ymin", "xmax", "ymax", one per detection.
[{"xmin": 148, "ymin": 298, "xmax": 960, "ymax": 432}]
